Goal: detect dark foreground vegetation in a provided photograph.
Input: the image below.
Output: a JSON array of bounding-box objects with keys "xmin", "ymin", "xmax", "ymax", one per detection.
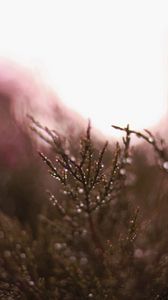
[{"xmin": 1, "ymin": 112, "xmax": 168, "ymax": 299}]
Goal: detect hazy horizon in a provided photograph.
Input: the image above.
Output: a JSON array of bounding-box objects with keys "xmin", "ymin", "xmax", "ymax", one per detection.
[{"xmin": 0, "ymin": 1, "xmax": 167, "ymax": 137}]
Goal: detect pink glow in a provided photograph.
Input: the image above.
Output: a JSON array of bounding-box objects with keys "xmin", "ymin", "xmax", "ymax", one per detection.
[{"xmin": 0, "ymin": 61, "xmax": 89, "ymax": 167}]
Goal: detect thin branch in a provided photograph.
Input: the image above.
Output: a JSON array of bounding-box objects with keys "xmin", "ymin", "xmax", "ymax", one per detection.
[{"xmin": 112, "ymin": 125, "xmax": 166, "ymax": 161}]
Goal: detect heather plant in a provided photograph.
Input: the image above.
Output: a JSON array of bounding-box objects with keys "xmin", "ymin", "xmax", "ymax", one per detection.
[{"xmin": 1, "ymin": 120, "xmax": 168, "ymax": 299}]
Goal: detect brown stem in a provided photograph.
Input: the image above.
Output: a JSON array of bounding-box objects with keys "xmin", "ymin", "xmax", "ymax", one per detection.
[{"xmin": 88, "ymin": 212, "xmax": 104, "ymax": 255}]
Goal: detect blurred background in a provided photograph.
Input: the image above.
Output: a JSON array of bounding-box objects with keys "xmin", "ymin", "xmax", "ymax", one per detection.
[
  {"xmin": 0, "ymin": 0, "xmax": 168, "ymax": 136},
  {"xmin": 0, "ymin": 0, "xmax": 168, "ymax": 229}
]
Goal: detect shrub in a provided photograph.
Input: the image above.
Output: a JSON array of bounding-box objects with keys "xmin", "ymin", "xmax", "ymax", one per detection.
[{"xmin": 0, "ymin": 121, "xmax": 168, "ymax": 299}]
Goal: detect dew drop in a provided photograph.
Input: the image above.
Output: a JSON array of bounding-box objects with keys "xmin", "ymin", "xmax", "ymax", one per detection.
[
  {"xmin": 69, "ymin": 256, "xmax": 77, "ymax": 262},
  {"xmin": 148, "ymin": 137, "xmax": 154, "ymax": 143},
  {"xmin": 54, "ymin": 243, "xmax": 62, "ymax": 250},
  {"xmin": 71, "ymin": 156, "xmax": 76, "ymax": 161},
  {"xmin": 163, "ymin": 161, "xmax": 168, "ymax": 170},
  {"xmin": 120, "ymin": 168, "xmax": 126, "ymax": 175},
  {"xmin": 78, "ymin": 188, "xmax": 84, "ymax": 194},
  {"xmin": 80, "ymin": 257, "xmax": 88, "ymax": 265},
  {"xmin": 20, "ymin": 253, "xmax": 26, "ymax": 259},
  {"xmin": 16, "ymin": 243, "xmax": 21, "ymax": 250},
  {"xmin": 134, "ymin": 248, "xmax": 144, "ymax": 258},
  {"xmin": 81, "ymin": 229, "xmax": 87, "ymax": 237},
  {"xmin": 126, "ymin": 157, "xmax": 132, "ymax": 164},
  {"xmin": 4, "ymin": 250, "xmax": 11, "ymax": 258},
  {"xmin": 65, "ymin": 149, "xmax": 70, "ymax": 155}
]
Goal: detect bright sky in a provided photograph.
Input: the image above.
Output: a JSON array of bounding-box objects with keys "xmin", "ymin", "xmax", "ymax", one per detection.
[{"xmin": 0, "ymin": 0, "xmax": 168, "ymax": 136}]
